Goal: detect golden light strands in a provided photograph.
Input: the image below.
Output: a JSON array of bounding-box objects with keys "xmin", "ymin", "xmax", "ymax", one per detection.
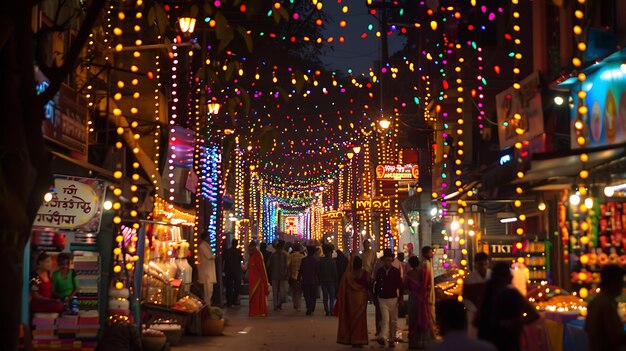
[
  {"xmin": 153, "ymin": 50, "xmax": 162, "ymax": 193},
  {"xmin": 250, "ymin": 169, "xmax": 260, "ymax": 243},
  {"xmin": 454, "ymin": 41, "xmax": 469, "ymax": 276},
  {"xmin": 108, "ymin": 1, "xmax": 142, "ymax": 320},
  {"xmin": 363, "ymin": 142, "xmax": 373, "ymax": 243},
  {"xmin": 509, "ymin": 0, "xmax": 526, "ymax": 236},
  {"xmin": 153, "ymin": 197, "xmax": 196, "ymax": 224},
  {"xmin": 167, "ymin": 43, "xmax": 180, "ymax": 202},
  {"xmin": 234, "ymin": 137, "xmax": 245, "ymax": 243},
  {"xmin": 193, "ymin": 83, "xmax": 202, "ymax": 264},
  {"xmin": 572, "ymin": 1, "xmax": 589, "ymax": 203},
  {"xmin": 110, "ymin": 3, "xmax": 126, "ymax": 298}
]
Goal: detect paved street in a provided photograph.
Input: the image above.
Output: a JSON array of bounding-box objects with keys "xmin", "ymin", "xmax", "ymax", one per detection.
[{"xmin": 172, "ymin": 296, "xmax": 412, "ymax": 351}]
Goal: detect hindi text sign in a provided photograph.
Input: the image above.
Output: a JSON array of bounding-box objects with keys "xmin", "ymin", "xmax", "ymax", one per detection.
[{"xmin": 33, "ymin": 176, "xmax": 106, "ymax": 232}]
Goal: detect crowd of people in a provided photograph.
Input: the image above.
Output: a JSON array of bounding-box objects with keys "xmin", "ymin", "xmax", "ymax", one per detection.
[
  {"xmin": 217, "ymin": 239, "xmax": 440, "ymax": 348},
  {"xmin": 214, "ymin": 238, "xmax": 626, "ymax": 351}
]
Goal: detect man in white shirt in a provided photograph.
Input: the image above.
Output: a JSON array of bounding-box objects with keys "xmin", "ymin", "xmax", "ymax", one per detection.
[
  {"xmin": 463, "ymin": 252, "xmax": 490, "ymax": 338},
  {"xmin": 426, "ymin": 299, "xmax": 497, "ymax": 351},
  {"xmin": 360, "ymin": 239, "xmax": 377, "ymax": 274},
  {"xmin": 198, "ymin": 233, "xmax": 217, "ymax": 306}
]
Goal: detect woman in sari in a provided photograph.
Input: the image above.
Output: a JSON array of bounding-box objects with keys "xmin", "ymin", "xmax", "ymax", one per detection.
[
  {"xmin": 337, "ymin": 255, "xmax": 370, "ymax": 347},
  {"xmin": 405, "ymin": 252, "xmax": 436, "ymax": 349},
  {"xmin": 247, "ymin": 241, "xmax": 269, "ymax": 317}
]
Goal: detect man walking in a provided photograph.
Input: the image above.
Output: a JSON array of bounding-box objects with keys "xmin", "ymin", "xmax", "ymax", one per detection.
[
  {"xmin": 463, "ymin": 252, "xmax": 490, "ymax": 338},
  {"xmin": 373, "ymin": 249, "xmax": 403, "ymax": 347},
  {"xmin": 268, "ymin": 240, "xmax": 289, "ymax": 311},
  {"xmin": 198, "ymin": 232, "xmax": 217, "ymax": 306},
  {"xmin": 425, "ymin": 299, "xmax": 497, "ymax": 351},
  {"xmin": 222, "ymin": 239, "xmax": 243, "ymax": 307},
  {"xmin": 287, "ymin": 242, "xmax": 305, "ymax": 311},
  {"xmin": 300, "ymin": 245, "xmax": 320, "ymax": 315},
  {"xmin": 586, "ymin": 265, "xmax": 626, "ymax": 351},
  {"xmin": 320, "ymin": 244, "xmax": 338, "ymax": 316}
]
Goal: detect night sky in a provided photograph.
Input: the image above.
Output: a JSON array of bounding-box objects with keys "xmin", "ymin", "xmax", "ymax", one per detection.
[{"xmin": 321, "ymin": 1, "xmax": 406, "ymax": 75}]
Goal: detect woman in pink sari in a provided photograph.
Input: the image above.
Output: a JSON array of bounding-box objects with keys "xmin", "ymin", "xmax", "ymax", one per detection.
[
  {"xmin": 405, "ymin": 253, "xmax": 436, "ymax": 349},
  {"xmin": 247, "ymin": 241, "xmax": 269, "ymax": 317}
]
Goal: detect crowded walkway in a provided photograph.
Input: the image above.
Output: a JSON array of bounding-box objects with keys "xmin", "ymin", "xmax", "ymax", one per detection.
[{"xmin": 172, "ymin": 296, "xmax": 413, "ymax": 351}]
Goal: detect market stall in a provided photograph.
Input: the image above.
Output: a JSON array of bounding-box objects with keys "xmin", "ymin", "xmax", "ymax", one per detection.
[
  {"xmin": 136, "ymin": 198, "xmax": 224, "ymax": 346},
  {"xmin": 27, "ymin": 175, "xmax": 107, "ymax": 351}
]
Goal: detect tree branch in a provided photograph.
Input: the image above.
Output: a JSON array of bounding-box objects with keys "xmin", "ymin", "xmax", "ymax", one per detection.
[{"xmin": 37, "ymin": 0, "xmax": 106, "ymax": 104}]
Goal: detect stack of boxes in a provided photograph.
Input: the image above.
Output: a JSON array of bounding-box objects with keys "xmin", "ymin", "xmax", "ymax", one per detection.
[
  {"xmin": 30, "ymin": 252, "xmax": 101, "ymax": 350},
  {"xmin": 56, "ymin": 315, "xmax": 79, "ymax": 336},
  {"xmin": 31, "ymin": 312, "xmax": 57, "ymax": 350},
  {"xmin": 77, "ymin": 311, "xmax": 99, "ymax": 339},
  {"xmin": 73, "ymin": 252, "xmax": 100, "ymax": 349},
  {"xmin": 73, "ymin": 253, "xmax": 99, "ymax": 311}
]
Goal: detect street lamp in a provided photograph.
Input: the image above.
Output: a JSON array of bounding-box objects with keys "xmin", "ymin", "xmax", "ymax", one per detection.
[
  {"xmin": 378, "ymin": 118, "xmax": 391, "ymax": 130},
  {"xmin": 178, "ymin": 17, "xmax": 197, "ymax": 34},
  {"xmin": 207, "ymin": 102, "xmax": 221, "ymax": 115}
]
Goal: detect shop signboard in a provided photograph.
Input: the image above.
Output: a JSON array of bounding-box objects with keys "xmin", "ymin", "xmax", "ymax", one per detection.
[
  {"xmin": 478, "ymin": 235, "xmax": 525, "ymax": 262},
  {"xmin": 322, "ymin": 211, "xmax": 344, "ymax": 220},
  {"xmin": 375, "ymin": 164, "xmax": 419, "ymax": 181},
  {"xmin": 33, "ymin": 176, "xmax": 106, "ymax": 232},
  {"xmin": 35, "ymin": 69, "xmax": 88, "ymax": 159},
  {"xmin": 356, "ymin": 197, "xmax": 392, "ymax": 211},
  {"xmin": 284, "ymin": 216, "xmax": 297, "ymax": 235},
  {"xmin": 495, "ymin": 71, "xmax": 544, "ymax": 150},
  {"xmin": 567, "ymin": 53, "xmax": 626, "ymax": 148}
]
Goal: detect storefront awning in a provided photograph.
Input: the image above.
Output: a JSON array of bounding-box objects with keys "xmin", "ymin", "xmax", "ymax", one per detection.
[
  {"xmin": 513, "ymin": 143, "xmax": 626, "ymax": 184},
  {"xmin": 50, "ymin": 150, "xmax": 114, "ymax": 179},
  {"xmin": 554, "ymin": 48, "xmax": 626, "ymax": 91}
]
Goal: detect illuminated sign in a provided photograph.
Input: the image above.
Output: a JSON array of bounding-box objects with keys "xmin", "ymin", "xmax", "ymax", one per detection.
[
  {"xmin": 561, "ymin": 50, "xmax": 626, "ymax": 149},
  {"xmin": 322, "ymin": 211, "xmax": 344, "ymax": 220},
  {"xmin": 284, "ymin": 216, "xmax": 297, "ymax": 235},
  {"xmin": 375, "ymin": 164, "xmax": 419, "ymax": 181},
  {"xmin": 356, "ymin": 197, "xmax": 392, "ymax": 211}
]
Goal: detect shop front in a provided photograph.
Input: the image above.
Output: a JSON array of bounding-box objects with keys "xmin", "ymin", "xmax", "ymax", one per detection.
[
  {"xmin": 136, "ymin": 197, "xmax": 223, "ymax": 346},
  {"xmin": 25, "ymin": 175, "xmax": 107, "ymax": 351}
]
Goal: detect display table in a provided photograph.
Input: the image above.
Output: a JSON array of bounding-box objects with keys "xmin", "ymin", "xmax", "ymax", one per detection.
[
  {"xmin": 542, "ymin": 311, "xmax": 581, "ymax": 351},
  {"xmin": 141, "ymin": 303, "xmax": 193, "ymax": 329},
  {"xmin": 141, "ymin": 303, "xmax": 207, "ymax": 336}
]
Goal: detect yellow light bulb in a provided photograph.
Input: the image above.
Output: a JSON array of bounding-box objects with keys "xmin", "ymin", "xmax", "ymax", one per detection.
[
  {"xmin": 580, "ymin": 153, "xmax": 589, "ymax": 162},
  {"xmin": 579, "ymin": 170, "xmax": 589, "ymax": 179}
]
